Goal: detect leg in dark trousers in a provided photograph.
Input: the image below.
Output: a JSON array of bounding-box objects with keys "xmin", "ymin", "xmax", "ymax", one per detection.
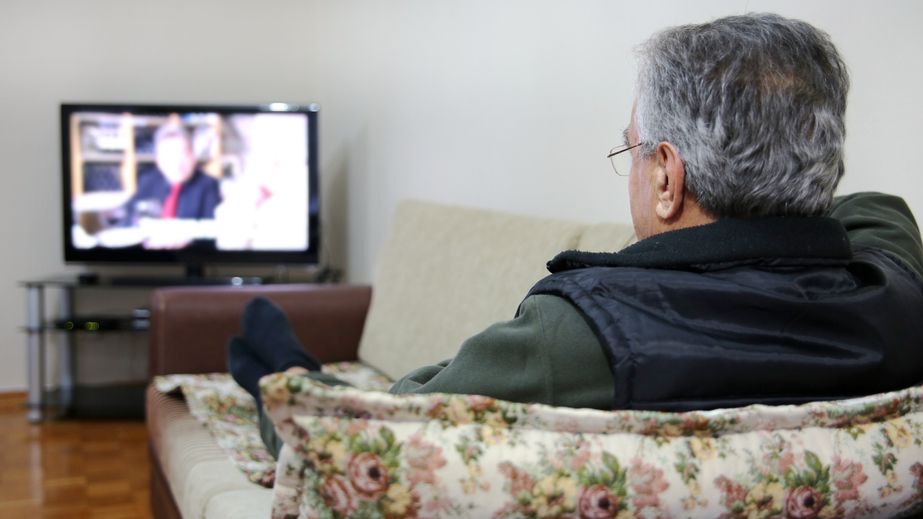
[
  {"xmin": 227, "ymin": 296, "xmax": 322, "ymax": 404},
  {"xmin": 239, "ymin": 297, "xmax": 322, "ymax": 372},
  {"xmin": 227, "ymin": 337, "xmax": 272, "ymax": 407},
  {"xmin": 227, "ymin": 297, "xmax": 346, "ymax": 459}
]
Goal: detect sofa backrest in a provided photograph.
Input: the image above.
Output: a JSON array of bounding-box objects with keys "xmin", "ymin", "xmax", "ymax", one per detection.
[
  {"xmin": 576, "ymin": 221, "xmax": 637, "ymax": 253},
  {"xmin": 357, "ymin": 200, "xmax": 634, "ymax": 380}
]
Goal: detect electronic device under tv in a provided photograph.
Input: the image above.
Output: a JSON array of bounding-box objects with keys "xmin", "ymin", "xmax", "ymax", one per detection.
[{"xmin": 61, "ymin": 102, "xmax": 320, "ymax": 279}]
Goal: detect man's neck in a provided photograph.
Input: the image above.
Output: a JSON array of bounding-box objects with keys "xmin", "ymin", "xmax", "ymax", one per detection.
[{"xmin": 647, "ymin": 198, "xmax": 716, "ymax": 239}]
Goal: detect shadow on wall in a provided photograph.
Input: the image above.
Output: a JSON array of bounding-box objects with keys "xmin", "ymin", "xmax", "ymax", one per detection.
[{"xmin": 324, "ymin": 124, "xmax": 370, "ymax": 282}]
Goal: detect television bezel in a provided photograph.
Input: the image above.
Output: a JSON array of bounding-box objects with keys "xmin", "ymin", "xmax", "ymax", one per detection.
[{"xmin": 60, "ymin": 102, "xmax": 320, "ymax": 269}]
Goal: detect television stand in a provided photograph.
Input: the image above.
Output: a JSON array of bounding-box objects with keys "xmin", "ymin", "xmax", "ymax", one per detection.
[
  {"xmin": 105, "ymin": 275, "xmax": 265, "ymax": 287},
  {"xmin": 20, "ymin": 274, "xmax": 270, "ymax": 421},
  {"xmin": 77, "ymin": 263, "xmax": 268, "ymax": 287}
]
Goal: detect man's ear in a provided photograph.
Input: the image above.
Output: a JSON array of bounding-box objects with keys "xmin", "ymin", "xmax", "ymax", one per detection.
[{"xmin": 653, "ymin": 141, "xmax": 686, "ymax": 221}]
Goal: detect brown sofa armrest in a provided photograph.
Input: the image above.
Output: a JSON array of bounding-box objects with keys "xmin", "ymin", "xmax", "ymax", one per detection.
[{"xmin": 148, "ymin": 283, "xmax": 372, "ymax": 377}]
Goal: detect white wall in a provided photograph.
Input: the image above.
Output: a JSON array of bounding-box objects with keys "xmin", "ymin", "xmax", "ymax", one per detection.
[{"xmin": 1, "ymin": 0, "xmax": 921, "ymax": 391}]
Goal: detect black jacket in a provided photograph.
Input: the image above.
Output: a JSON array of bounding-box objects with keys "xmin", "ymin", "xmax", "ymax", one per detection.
[{"xmin": 530, "ymin": 216, "xmax": 923, "ymax": 411}]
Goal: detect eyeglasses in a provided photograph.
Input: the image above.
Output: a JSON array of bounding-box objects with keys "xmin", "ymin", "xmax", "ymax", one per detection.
[{"xmin": 607, "ymin": 142, "xmax": 644, "ymax": 176}]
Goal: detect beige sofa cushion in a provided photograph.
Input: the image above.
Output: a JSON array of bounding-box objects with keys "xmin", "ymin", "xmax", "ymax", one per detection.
[{"xmin": 358, "ymin": 200, "xmax": 588, "ymax": 380}]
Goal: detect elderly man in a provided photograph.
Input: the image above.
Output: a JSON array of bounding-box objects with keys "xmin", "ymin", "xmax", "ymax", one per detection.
[{"xmin": 228, "ymin": 13, "xmax": 923, "ymax": 457}]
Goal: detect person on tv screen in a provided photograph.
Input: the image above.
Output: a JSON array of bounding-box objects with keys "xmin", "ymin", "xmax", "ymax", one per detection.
[{"xmin": 122, "ymin": 121, "xmax": 221, "ymax": 227}]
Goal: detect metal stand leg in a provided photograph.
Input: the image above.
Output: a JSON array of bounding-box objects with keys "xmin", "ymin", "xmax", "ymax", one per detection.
[
  {"xmin": 25, "ymin": 285, "xmax": 45, "ymax": 423},
  {"xmin": 58, "ymin": 286, "xmax": 75, "ymax": 416}
]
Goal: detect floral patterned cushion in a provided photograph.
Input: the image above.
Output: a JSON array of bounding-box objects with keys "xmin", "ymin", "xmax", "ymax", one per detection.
[{"xmin": 261, "ymin": 372, "xmax": 923, "ymax": 518}]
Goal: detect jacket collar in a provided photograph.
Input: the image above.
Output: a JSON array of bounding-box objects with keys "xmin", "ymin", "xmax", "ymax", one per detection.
[{"xmin": 547, "ymin": 216, "xmax": 852, "ymax": 273}]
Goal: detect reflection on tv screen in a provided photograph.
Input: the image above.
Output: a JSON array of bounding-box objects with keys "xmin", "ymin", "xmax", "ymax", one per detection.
[{"xmin": 67, "ymin": 110, "xmax": 310, "ymax": 252}]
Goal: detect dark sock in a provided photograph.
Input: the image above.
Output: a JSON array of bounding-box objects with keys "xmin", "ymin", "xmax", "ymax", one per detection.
[
  {"xmin": 240, "ymin": 297, "xmax": 322, "ymax": 372},
  {"xmin": 227, "ymin": 337, "xmax": 272, "ymax": 407}
]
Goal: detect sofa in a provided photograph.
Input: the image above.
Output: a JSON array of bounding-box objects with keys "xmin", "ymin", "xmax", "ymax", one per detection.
[{"xmin": 145, "ymin": 199, "xmax": 923, "ymax": 518}]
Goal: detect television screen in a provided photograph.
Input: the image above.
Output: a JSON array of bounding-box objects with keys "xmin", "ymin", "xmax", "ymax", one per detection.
[{"xmin": 61, "ymin": 103, "xmax": 319, "ymax": 269}]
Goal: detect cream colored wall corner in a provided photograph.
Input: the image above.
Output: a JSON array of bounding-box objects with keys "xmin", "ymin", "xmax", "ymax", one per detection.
[{"xmin": 1, "ymin": 0, "xmax": 921, "ymax": 391}]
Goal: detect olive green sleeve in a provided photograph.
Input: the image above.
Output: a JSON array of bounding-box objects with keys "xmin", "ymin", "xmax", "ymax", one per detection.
[
  {"xmin": 830, "ymin": 192, "xmax": 923, "ymax": 279},
  {"xmin": 388, "ymin": 294, "xmax": 613, "ymax": 409}
]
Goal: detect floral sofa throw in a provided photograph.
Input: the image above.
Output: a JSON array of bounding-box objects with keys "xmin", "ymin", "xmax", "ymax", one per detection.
[
  {"xmin": 153, "ymin": 363, "xmax": 394, "ymax": 487},
  {"xmin": 262, "ymin": 372, "xmax": 923, "ymax": 519}
]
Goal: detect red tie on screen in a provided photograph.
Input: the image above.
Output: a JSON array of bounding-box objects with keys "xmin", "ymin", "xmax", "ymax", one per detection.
[{"xmin": 161, "ymin": 184, "xmax": 182, "ymax": 219}]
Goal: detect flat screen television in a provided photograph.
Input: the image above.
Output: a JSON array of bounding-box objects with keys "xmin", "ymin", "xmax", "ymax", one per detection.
[{"xmin": 61, "ymin": 102, "xmax": 320, "ymax": 278}]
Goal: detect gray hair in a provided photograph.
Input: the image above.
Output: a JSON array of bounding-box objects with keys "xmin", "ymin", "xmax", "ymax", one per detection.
[{"xmin": 635, "ymin": 13, "xmax": 849, "ymax": 218}]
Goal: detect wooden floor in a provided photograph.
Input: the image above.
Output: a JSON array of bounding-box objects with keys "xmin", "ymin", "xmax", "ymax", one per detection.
[{"xmin": 0, "ymin": 392, "xmax": 152, "ymax": 518}]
